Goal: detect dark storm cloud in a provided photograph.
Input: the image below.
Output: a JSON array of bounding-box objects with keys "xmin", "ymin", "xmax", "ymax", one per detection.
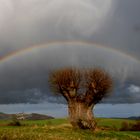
[
  {"xmin": 0, "ymin": 0, "xmax": 140, "ymax": 104},
  {"xmin": 0, "ymin": 44, "xmax": 140, "ymax": 104},
  {"xmin": 95, "ymin": 0, "xmax": 140, "ymax": 59}
]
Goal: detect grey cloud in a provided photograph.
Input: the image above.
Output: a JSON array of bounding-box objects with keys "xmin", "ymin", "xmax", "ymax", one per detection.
[
  {"xmin": 94, "ymin": 0, "xmax": 140, "ymax": 59},
  {"xmin": 0, "ymin": 44, "xmax": 140, "ymax": 104},
  {"xmin": 128, "ymin": 85, "xmax": 140, "ymax": 94},
  {"xmin": 0, "ymin": 0, "xmax": 140, "ymax": 104}
]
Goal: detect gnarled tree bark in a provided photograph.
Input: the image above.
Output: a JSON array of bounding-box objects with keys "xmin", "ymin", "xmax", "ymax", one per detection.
[
  {"xmin": 68, "ymin": 101, "xmax": 96, "ymax": 130},
  {"xmin": 49, "ymin": 68, "xmax": 112, "ymax": 130}
]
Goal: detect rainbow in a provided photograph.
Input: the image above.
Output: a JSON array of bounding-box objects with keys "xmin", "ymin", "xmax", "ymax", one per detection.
[{"xmin": 0, "ymin": 40, "xmax": 139, "ymax": 64}]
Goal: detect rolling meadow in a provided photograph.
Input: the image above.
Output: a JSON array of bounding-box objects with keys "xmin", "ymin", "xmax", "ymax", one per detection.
[{"xmin": 0, "ymin": 118, "xmax": 140, "ymax": 140}]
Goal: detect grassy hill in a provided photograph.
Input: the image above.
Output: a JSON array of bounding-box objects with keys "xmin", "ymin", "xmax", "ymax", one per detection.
[
  {"xmin": 0, "ymin": 118, "xmax": 140, "ymax": 140},
  {"xmin": 0, "ymin": 112, "xmax": 54, "ymax": 120}
]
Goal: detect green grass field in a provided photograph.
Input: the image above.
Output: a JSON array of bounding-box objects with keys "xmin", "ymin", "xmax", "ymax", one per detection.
[{"xmin": 0, "ymin": 118, "xmax": 140, "ymax": 140}]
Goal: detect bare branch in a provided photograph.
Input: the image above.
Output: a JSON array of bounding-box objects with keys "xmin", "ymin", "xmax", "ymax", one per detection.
[
  {"xmin": 84, "ymin": 68, "xmax": 113, "ymax": 105},
  {"xmin": 49, "ymin": 67, "xmax": 81, "ymax": 101},
  {"xmin": 49, "ymin": 67, "xmax": 113, "ymax": 104}
]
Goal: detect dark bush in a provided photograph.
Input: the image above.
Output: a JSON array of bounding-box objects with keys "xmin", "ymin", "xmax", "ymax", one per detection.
[
  {"xmin": 7, "ymin": 115, "xmax": 21, "ymax": 126},
  {"xmin": 8, "ymin": 120, "xmax": 21, "ymax": 126},
  {"xmin": 120, "ymin": 121, "xmax": 140, "ymax": 131},
  {"xmin": 130, "ymin": 121, "xmax": 140, "ymax": 131},
  {"xmin": 120, "ymin": 121, "xmax": 130, "ymax": 131}
]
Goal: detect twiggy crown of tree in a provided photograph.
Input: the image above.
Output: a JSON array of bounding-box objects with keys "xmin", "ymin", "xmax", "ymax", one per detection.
[{"xmin": 49, "ymin": 67, "xmax": 113, "ymax": 104}]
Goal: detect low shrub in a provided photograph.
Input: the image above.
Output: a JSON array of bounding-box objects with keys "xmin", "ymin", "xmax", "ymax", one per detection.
[
  {"xmin": 130, "ymin": 121, "xmax": 140, "ymax": 131},
  {"xmin": 7, "ymin": 115, "xmax": 22, "ymax": 126},
  {"xmin": 8, "ymin": 120, "xmax": 21, "ymax": 126},
  {"xmin": 120, "ymin": 121, "xmax": 140, "ymax": 131},
  {"xmin": 120, "ymin": 121, "xmax": 130, "ymax": 131}
]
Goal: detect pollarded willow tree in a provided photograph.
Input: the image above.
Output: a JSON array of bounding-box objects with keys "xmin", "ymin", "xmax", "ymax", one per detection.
[{"xmin": 49, "ymin": 67, "xmax": 113, "ymax": 130}]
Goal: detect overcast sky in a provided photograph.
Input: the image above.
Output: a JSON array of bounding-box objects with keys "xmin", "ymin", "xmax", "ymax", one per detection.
[{"xmin": 0, "ymin": 0, "xmax": 140, "ymax": 104}]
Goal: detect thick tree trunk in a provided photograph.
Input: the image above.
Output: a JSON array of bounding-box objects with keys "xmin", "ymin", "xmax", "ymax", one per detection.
[{"xmin": 68, "ymin": 101, "xmax": 96, "ymax": 130}]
